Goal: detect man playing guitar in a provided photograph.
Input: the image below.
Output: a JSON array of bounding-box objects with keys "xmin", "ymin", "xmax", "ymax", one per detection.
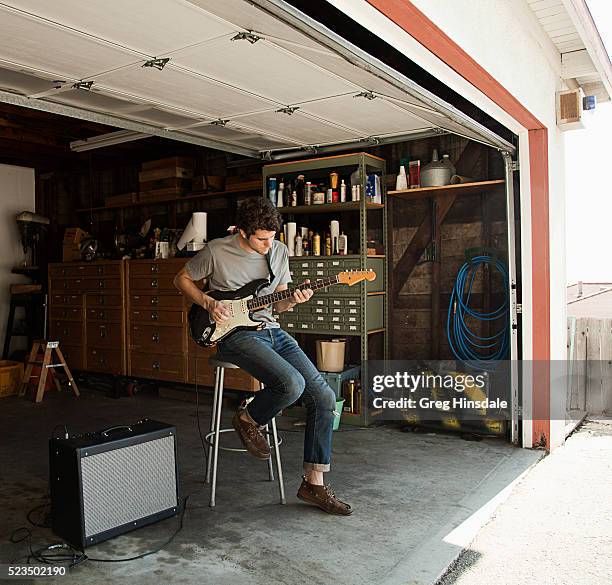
[{"xmin": 174, "ymin": 198, "xmax": 352, "ymax": 515}]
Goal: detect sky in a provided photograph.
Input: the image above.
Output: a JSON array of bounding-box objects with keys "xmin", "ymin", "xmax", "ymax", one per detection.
[{"xmin": 565, "ymin": 0, "xmax": 612, "ymax": 283}]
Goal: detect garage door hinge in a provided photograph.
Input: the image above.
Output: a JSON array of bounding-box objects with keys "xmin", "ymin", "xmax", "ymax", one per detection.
[
  {"xmin": 516, "ymin": 303, "xmax": 522, "ymax": 314},
  {"xmin": 510, "ymin": 160, "xmax": 519, "ymax": 172}
]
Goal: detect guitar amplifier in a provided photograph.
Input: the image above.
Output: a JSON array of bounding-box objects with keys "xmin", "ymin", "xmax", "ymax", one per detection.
[{"xmin": 49, "ymin": 419, "xmax": 179, "ymax": 548}]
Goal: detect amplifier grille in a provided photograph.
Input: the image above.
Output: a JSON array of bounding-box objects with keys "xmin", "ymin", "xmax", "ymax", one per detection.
[{"xmin": 81, "ymin": 435, "xmax": 177, "ymax": 538}]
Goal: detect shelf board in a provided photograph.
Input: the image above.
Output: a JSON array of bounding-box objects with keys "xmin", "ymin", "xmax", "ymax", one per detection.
[
  {"xmin": 277, "ymin": 201, "xmax": 383, "ymax": 214},
  {"xmin": 76, "ymin": 185, "xmax": 261, "ymax": 213},
  {"xmin": 387, "ymin": 179, "xmax": 505, "ymax": 200}
]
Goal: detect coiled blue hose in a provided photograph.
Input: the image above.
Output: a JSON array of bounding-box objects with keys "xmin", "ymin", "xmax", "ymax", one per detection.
[{"xmin": 446, "ymin": 254, "xmax": 509, "ymax": 366}]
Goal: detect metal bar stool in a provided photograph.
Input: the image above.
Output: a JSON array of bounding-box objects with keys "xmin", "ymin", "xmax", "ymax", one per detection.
[{"xmin": 205, "ymin": 355, "xmax": 286, "ymax": 507}]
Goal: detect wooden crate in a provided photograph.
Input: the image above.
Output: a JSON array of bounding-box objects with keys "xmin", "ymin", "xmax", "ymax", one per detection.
[
  {"xmin": 0, "ymin": 361, "xmax": 24, "ymax": 397},
  {"xmin": 141, "ymin": 156, "xmax": 194, "ymax": 171},
  {"xmin": 139, "ymin": 177, "xmax": 191, "ymax": 193},
  {"xmin": 105, "ymin": 192, "xmax": 138, "ymax": 207}
]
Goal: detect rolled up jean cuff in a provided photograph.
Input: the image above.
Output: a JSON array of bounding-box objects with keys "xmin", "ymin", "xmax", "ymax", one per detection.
[{"xmin": 304, "ymin": 461, "xmax": 330, "ymax": 472}]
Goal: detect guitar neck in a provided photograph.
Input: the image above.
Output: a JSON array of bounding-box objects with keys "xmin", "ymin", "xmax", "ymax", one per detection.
[{"xmin": 248, "ymin": 275, "xmax": 340, "ymax": 310}]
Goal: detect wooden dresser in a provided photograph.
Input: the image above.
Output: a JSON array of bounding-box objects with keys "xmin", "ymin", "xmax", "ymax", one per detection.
[
  {"xmin": 48, "ymin": 261, "xmax": 126, "ymax": 374},
  {"xmin": 48, "ymin": 259, "xmax": 258, "ymax": 391}
]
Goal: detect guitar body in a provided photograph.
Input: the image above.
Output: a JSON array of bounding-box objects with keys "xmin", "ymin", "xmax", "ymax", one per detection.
[
  {"xmin": 188, "ymin": 269, "xmax": 376, "ymax": 347},
  {"xmin": 189, "ymin": 278, "xmax": 269, "ymax": 347}
]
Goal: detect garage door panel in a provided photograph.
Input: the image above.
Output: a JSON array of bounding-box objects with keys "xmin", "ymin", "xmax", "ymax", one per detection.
[
  {"xmin": 173, "ymin": 37, "xmax": 358, "ymax": 106},
  {"xmin": 0, "ymin": 8, "xmax": 138, "ymax": 79},
  {"xmin": 4, "ymin": 0, "xmax": 237, "ymax": 56},
  {"xmin": 99, "ymin": 65, "xmax": 278, "ymax": 119},
  {"xmin": 300, "ymin": 94, "xmax": 432, "ymax": 137}
]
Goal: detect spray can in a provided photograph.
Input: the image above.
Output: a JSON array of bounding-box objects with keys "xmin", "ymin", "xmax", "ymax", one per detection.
[
  {"xmin": 268, "ymin": 177, "xmax": 277, "ymax": 206},
  {"xmin": 340, "ymin": 179, "xmax": 347, "ymax": 203},
  {"xmin": 313, "ymin": 233, "xmax": 321, "ymax": 256},
  {"xmin": 304, "ymin": 181, "xmax": 313, "ymax": 205}
]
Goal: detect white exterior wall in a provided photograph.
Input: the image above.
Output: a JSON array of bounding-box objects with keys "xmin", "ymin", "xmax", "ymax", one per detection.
[
  {"xmin": 0, "ymin": 164, "xmax": 36, "ymax": 354},
  {"xmin": 329, "ymin": 0, "xmax": 571, "ymax": 447}
]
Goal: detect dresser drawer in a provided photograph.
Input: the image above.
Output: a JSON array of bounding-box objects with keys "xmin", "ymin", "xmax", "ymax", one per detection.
[
  {"xmin": 86, "ymin": 347, "xmax": 123, "ymax": 374},
  {"xmin": 81, "ymin": 278, "xmax": 122, "ymax": 292},
  {"xmin": 86, "ymin": 307, "xmax": 123, "ymax": 323},
  {"xmin": 130, "ymin": 308, "xmax": 184, "ymax": 325},
  {"xmin": 130, "ymin": 351, "xmax": 185, "ymax": 382},
  {"xmin": 129, "ymin": 260, "xmax": 185, "ymax": 276},
  {"xmin": 86, "ymin": 322, "xmax": 123, "ymax": 348},
  {"xmin": 129, "ymin": 293, "xmax": 184, "ymax": 310},
  {"xmin": 130, "ymin": 274, "xmax": 177, "ymax": 292},
  {"xmin": 82, "ymin": 263, "xmax": 121, "ymax": 277},
  {"xmin": 49, "ymin": 320, "xmax": 84, "ymax": 344},
  {"xmin": 49, "ymin": 306, "xmax": 83, "ymax": 322},
  {"xmin": 50, "ymin": 293, "xmax": 83, "ymax": 307},
  {"xmin": 58, "ymin": 344, "xmax": 84, "ymax": 371},
  {"xmin": 130, "ymin": 324, "xmax": 184, "ymax": 354},
  {"xmin": 86, "ymin": 294, "xmax": 123, "ymax": 308},
  {"xmin": 49, "ymin": 264, "xmax": 91, "ymax": 278},
  {"xmin": 50, "ymin": 278, "xmax": 89, "ymax": 292}
]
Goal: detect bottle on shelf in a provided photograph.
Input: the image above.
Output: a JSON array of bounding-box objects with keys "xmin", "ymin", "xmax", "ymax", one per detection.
[
  {"xmin": 296, "ymin": 174, "xmax": 305, "ymax": 206},
  {"xmin": 291, "ymin": 190, "xmax": 297, "ymax": 206},
  {"xmin": 313, "ymin": 232, "xmax": 321, "ymax": 256},
  {"xmin": 330, "ymin": 171, "xmax": 339, "ymax": 203},
  {"xmin": 338, "ymin": 232, "xmax": 347, "ymax": 255},
  {"xmin": 295, "ymin": 233, "xmax": 303, "ymax": 256},
  {"xmin": 268, "ymin": 177, "xmax": 277, "ymax": 206},
  {"xmin": 325, "ymin": 232, "xmax": 332, "ymax": 256},
  {"xmin": 340, "ymin": 179, "xmax": 347, "ymax": 203},
  {"xmin": 304, "ymin": 181, "xmax": 313, "ymax": 205},
  {"xmin": 277, "ymin": 181, "xmax": 285, "ymax": 207}
]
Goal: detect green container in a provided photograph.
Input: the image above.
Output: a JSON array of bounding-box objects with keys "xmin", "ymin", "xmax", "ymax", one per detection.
[{"xmin": 333, "ymin": 398, "xmax": 345, "ymax": 431}]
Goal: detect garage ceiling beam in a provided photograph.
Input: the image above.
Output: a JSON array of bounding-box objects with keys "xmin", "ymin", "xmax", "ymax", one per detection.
[{"xmin": 0, "ymin": 90, "xmax": 260, "ymax": 159}]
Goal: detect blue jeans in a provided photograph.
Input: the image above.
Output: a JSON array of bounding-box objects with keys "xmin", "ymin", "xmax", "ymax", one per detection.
[{"xmin": 217, "ymin": 328, "xmax": 336, "ymax": 472}]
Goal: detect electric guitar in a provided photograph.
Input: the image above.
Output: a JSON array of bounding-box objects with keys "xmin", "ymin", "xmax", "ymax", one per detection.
[{"xmin": 188, "ymin": 270, "xmax": 376, "ymax": 347}]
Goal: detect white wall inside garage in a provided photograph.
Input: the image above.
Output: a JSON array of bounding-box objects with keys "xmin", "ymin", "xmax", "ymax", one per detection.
[
  {"xmin": 330, "ymin": 0, "xmax": 569, "ymax": 365},
  {"xmin": 0, "ymin": 164, "xmax": 36, "ymax": 355}
]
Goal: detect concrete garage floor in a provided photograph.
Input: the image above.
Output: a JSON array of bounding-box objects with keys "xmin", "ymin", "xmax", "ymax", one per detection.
[{"xmin": 0, "ymin": 385, "xmax": 542, "ymax": 585}]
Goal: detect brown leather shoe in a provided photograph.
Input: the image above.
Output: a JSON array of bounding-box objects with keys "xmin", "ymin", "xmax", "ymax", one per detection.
[
  {"xmin": 232, "ymin": 409, "xmax": 270, "ymax": 460},
  {"xmin": 297, "ymin": 477, "xmax": 352, "ymax": 515}
]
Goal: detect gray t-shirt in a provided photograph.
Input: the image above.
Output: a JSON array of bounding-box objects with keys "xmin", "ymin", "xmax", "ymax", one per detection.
[{"xmin": 185, "ymin": 234, "xmax": 291, "ymax": 327}]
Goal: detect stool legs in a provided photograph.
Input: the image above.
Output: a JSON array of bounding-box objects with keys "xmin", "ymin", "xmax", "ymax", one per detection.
[
  {"xmin": 205, "ymin": 370, "xmax": 220, "ymax": 485},
  {"xmin": 209, "ymin": 365, "xmax": 225, "ymax": 508},
  {"xmin": 270, "ymin": 416, "xmax": 286, "ymax": 504}
]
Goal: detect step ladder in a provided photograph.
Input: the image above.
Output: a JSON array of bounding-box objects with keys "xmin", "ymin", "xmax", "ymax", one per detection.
[{"xmin": 20, "ymin": 340, "xmax": 80, "ymax": 403}]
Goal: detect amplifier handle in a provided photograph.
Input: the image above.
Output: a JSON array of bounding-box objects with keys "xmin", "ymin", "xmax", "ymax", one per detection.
[{"xmin": 100, "ymin": 425, "xmax": 133, "ymax": 437}]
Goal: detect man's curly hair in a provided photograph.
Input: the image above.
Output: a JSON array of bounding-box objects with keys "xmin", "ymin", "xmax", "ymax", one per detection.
[{"xmin": 236, "ymin": 197, "xmax": 281, "ymax": 236}]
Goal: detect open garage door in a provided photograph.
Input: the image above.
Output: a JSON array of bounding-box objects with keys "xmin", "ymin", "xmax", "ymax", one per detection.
[{"xmin": 0, "ymin": 0, "xmax": 515, "ymax": 159}]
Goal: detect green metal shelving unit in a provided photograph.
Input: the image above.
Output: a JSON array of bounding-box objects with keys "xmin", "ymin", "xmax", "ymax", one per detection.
[{"xmin": 262, "ymin": 152, "xmax": 387, "ymax": 425}]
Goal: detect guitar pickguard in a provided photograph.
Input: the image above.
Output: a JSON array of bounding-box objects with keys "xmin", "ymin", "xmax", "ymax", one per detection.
[{"xmin": 208, "ymin": 296, "xmax": 264, "ymax": 343}]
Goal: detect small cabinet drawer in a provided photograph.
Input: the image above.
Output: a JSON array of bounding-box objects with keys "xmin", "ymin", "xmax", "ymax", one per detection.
[
  {"xmin": 130, "ymin": 324, "xmax": 184, "ymax": 354},
  {"xmin": 86, "ymin": 323, "xmax": 122, "ymax": 347},
  {"xmin": 81, "ymin": 278, "xmax": 121, "ymax": 292},
  {"xmin": 129, "ymin": 260, "xmax": 185, "ymax": 276},
  {"xmin": 130, "ymin": 275, "xmax": 178, "ymax": 292},
  {"xmin": 82, "ymin": 263, "xmax": 121, "ymax": 277},
  {"xmin": 86, "ymin": 294, "xmax": 123, "ymax": 308},
  {"xmin": 130, "ymin": 309, "xmax": 184, "ymax": 325},
  {"xmin": 130, "ymin": 293, "xmax": 184, "ymax": 310},
  {"xmin": 49, "ymin": 264, "xmax": 82, "ymax": 278},
  {"xmin": 59, "ymin": 344, "xmax": 84, "ymax": 371},
  {"xmin": 50, "ymin": 278, "xmax": 87, "ymax": 292},
  {"xmin": 130, "ymin": 351, "xmax": 185, "ymax": 382},
  {"xmin": 49, "ymin": 320, "xmax": 83, "ymax": 344},
  {"xmin": 86, "ymin": 307, "xmax": 123, "ymax": 323},
  {"xmin": 49, "ymin": 307, "xmax": 83, "ymax": 321},
  {"xmin": 87, "ymin": 348, "xmax": 123, "ymax": 374},
  {"xmin": 51, "ymin": 294, "xmax": 83, "ymax": 307}
]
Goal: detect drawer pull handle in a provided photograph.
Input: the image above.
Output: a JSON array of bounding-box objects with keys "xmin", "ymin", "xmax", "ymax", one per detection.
[
  {"xmin": 100, "ymin": 327, "xmax": 106, "ymax": 338},
  {"xmin": 151, "ymin": 311, "xmax": 158, "ymax": 321},
  {"xmin": 99, "ymin": 281, "xmax": 104, "ymax": 288},
  {"xmin": 151, "ymin": 265, "xmax": 159, "ymax": 273},
  {"xmin": 97, "ymin": 266, "xmax": 103, "ymax": 274},
  {"xmin": 152, "ymin": 333, "xmax": 160, "ymax": 343},
  {"xmin": 151, "ymin": 279, "xmax": 158, "ymax": 288},
  {"xmin": 99, "ymin": 297, "xmax": 105, "ymax": 305},
  {"xmin": 152, "ymin": 361, "xmax": 160, "ymax": 370},
  {"xmin": 62, "ymin": 329, "xmax": 68, "ymax": 335},
  {"xmin": 63, "ymin": 282, "xmax": 68, "ymax": 289},
  {"xmin": 151, "ymin": 297, "xmax": 159, "ymax": 305}
]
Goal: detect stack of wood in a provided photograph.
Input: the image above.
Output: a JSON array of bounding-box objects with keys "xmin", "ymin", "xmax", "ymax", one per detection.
[{"xmin": 139, "ymin": 156, "xmax": 194, "ymax": 202}]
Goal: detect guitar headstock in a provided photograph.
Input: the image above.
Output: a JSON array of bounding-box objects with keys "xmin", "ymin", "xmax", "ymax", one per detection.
[{"xmin": 337, "ymin": 269, "xmax": 377, "ymax": 286}]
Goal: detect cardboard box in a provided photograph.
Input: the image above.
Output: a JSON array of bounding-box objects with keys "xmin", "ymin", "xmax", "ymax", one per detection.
[{"xmin": 62, "ymin": 227, "xmax": 88, "ymax": 262}]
